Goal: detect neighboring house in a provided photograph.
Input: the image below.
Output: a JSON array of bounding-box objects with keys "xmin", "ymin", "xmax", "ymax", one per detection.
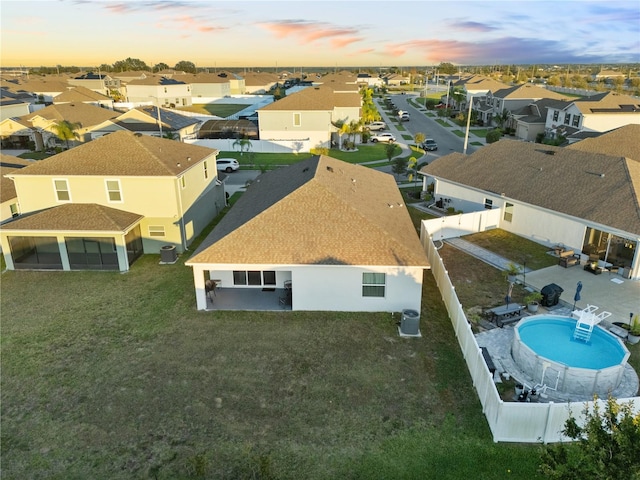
[
  {"xmin": 68, "ymin": 72, "xmax": 120, "ymax": 95},
  {"xmin": 182, "ymin": 73, "xmax": 231, "ymax": 99},
  {"xmin": 242, "ymin": 72, "xmax": 279, "ymax": 94},
  {"xmin": 90, "ymin": 106, "xmax": 201, "ymax": 141},
  {"xmin": 216, "ymin": 71, "xmax": 246, "ymax": 94},
  {"xmin": 53, "ymin": 86, "xmax": 114, "ymax": 109},
  {"xmin": 0, "ymin": 154, "xmax": 32, "ymax": 223},
  {"xmin": 485, "ymin": 84, "xmax": 570, "ymax": 127},
  {"xmin": 592, "ymin": 69, "xmax": 627, "ymax": 81},
  {"xmin": 0, "ymin": 97, "xmax": 31, "ymax": 121},
  {"xmin": 419, "ymin": 138, "xmax": 640, "ymax": 280},
  {"xmin": 6, "ymin": 78, "xmax": 71, "ymax": 103},
  {"xmin": 510, "ymin": 98, "xmax": 570, "ymax": 142},
  {"xmin": 124, "ymin": 75, "xmax": 192, "ymax": 107},
  {"xmin": 1, "ymin": 102, "xmax": 120, "ymax": 150},
  {"xmin": 257, "ymin": 85, "xmax": 361, "ymax": 148},
  {"xmin": 0, "ymin": 117, "xmax": 37, "ymax": 150},
  {"xmin": 1, "ymin": 131, "xmax": 226, "ymax": 272},
  {"xmin": 356, "ymin": 73, "xmax": 384, "ymax": 88},
  {"xmin": 186, "ymin": 155, "xmax": 430, "ymax": 311},
  {"xmin": 382, "ymin": 73, "xmax": 411, "ymax": 86},
  {"xmin": 545, "ymin": 92, "xmax": 640, "ymax": 140},
  {"xmin": 453, "ymin": 75, "xmax": 509, "ymax": 110}
]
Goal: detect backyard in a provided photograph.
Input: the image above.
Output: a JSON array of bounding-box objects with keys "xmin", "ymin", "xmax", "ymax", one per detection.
[{"xmin": 1, "ymin": 217, "xmax": 546, "ymax": 479}]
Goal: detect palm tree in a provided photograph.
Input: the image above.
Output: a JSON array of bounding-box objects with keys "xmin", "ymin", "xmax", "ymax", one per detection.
[
  {"xmin": 495, "ymin": 109, "xmax": 511, "ymax": 130},
  {"xmin": 414, "ymin": 132, "xmax": 426, "ymax": 146},
  {"xmin": 232, "ymin": 135, "xmax": 252, "ymax": 155},
  {"xmin": 52, "ymin": 120, "xmax": 81, "ymax": 149}
]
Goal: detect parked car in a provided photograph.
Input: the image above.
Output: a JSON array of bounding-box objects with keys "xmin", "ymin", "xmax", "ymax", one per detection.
[
  {"xmin": 216, "ymin": 158, "xmax": 240, "ymax": 172},
  {"xmin": 421, "ymin": 139, "xmax": 438, "ymax": 151},
  {"xmin": 371, "ymin": 133, "xmax": 396, "ymax": 143},
  {"xmin": 366, "ymin": 121, "xmax": 387, "ymax": 131},
  {"xmin": 399, "ymin": 113, "xmax": 410, "ymax": 122}
]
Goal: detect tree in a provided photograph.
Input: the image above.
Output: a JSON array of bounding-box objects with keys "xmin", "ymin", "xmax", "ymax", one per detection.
[
  {"xmin": 495, "ymin": 109, "xmax": 511, "ymax": 129},
  {"xmin": 153, "ymin": 62, "xmax": 170, "ymax": 73},
  {"xmin": 232, "ymin": 136, "xmax": 252, "ymax": 155},
  {"xmin": 112, "ymin": 57, "xmax": 149, "ymax": 72},
  {"xmin": 414, "ymin": 132, "xmax": 426, "ymax": 146},
  {"xmin": 437, "ymin": 62, "xmax": 457, "ymax": 76},
  {"xmin": 52, "ymin": 120, "xmax": 81, "ymax": 149},
  {"xmin": 486, "ymin": 129, "xmax": 502, "ymax": 144},
  {"xmin": 384, "ymin": 142, "xmax": 397, "ymax": 163},
  {"xmin": 391, "ymin": 156, "xmax": 408, "ymax": 180},
  {"xmin": 539, "ymin": 396, "xmax": 640, "ymax": 479},
  {"xmin": 174, "ymin": 61, "xmax": 197, "ymax": 74}
]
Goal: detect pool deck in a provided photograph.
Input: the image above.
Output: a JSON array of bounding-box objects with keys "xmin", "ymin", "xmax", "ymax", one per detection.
[{"xmin": 476, "ymin": 305, "xmax": 639, "ymax": 403}]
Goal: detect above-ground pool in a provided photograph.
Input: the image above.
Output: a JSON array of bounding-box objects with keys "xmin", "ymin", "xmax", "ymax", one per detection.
[{"xmin": 512, "ymin": 315, "xmax": 630, "ymax": 397}]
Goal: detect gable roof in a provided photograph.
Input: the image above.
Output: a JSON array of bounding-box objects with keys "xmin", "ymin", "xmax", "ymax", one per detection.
[
  {"xmin": 126, "ymin": 75, "xmax": 187, "ymax": 86},
  {"xmin": 23, "ymin": 102, "xmax": 119, "ymax": 127},
  {"xmin": 9, "ymin": 131, "xmax": 217, "ymax": 177},
  {"xmin": 420, "ymin": 140, "xmax": 640, "ymax": 235},
  {"xmin": 570, "ymin": 91, "xmax": 640, "ymax": 114},
  {"xmin": 492, "ymin": 83, "xmax": 570, "ymax": 101},
  {"xmin": 1, "ymin": 203, "xmax": 143, "ymax": 232},
  {"xmin": 188, "ymin": 156, "xmax": 429, "ymax": 267},
  {"xmin": 53, "ymin": 86, "xmax": 111, "ymax": 103},
  {"xmin": 567, "ymin": 124, "xmax": 640, "ymax": 161},
  {"xmin": 116, "ymin": 106, "xmax": 200, "ymax": 131},
  {"xmin": 453, "ymin": 75, "xmax": 508, "ymax": 92},
  {"xmin": 259, "ymin": 86, "xmax": 360, "ymax": 111},
  {"xmin": 1, "ymin": 154, "xmax": 32, "ymax": 203}
]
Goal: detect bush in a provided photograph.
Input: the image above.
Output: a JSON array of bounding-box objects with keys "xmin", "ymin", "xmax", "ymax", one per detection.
[{"xmin": 486, "ymin": 129, "xmax": 502, "ymax": 144}]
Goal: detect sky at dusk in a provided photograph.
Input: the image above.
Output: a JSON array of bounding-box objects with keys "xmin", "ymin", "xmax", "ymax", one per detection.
[{"xmin": 1, "ymin": 0, "xmax": 639, "ymax": 68}]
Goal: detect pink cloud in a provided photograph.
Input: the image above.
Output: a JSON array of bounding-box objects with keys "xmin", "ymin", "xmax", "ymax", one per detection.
[{"xmin": 259, "ymin": 20, "xmax": 361, "ymax": 47}]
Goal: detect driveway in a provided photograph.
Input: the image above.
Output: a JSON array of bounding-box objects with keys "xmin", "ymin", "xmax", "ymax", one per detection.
[{"xmin": 222, "ymin": 168, "xmax": 262, "ymax": 195}]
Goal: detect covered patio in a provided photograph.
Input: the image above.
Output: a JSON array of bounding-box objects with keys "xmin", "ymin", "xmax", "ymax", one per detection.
[{"xmin": 204, "ymin": 287, "xmax": 292, "ymax": 311}]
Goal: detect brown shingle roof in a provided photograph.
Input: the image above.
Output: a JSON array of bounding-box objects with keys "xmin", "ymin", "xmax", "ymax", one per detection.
[
  {"xmin": 567, "ymin": 124, "xmax": 640, "ymax": 161},
  {"xmin": 571, "ymin": 92, "xmax": 640, "ymax": 114},
  {"xmin": 188, "ymin": 156, "xmax": 430, "ymax": 267},
  {"xmin": 53, "ymin": 86, "xmax": 111, "ymax": 103},
  {"xmin": 1, "ymin": 203, "xmax": 143, "ymax": 232},
  {"xmin": 23, "ymin": 102, "xmax": 119, "ymax": 127},
  {"xmin": 420, "ymin": 140, "xmax": 640, "ymax": 235},
  {"xmin": 260, "ymin": 86, "xmax": 360, "ymax": 111},
  {"xmin": 1, "ymin": 154, "xmax": 31, "ymax": 203},
  {"xmin": 492, "ymin": 83, "xmax": 570, "ymax": 100},
  {"xmin": 9, "ymin": 131, "xmax": 218, "ymax": 177}
]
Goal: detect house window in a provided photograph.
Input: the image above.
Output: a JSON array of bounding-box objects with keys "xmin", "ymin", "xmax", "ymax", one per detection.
[
  {"xmin": 552, "ymin": 111, "xmax": 559, "ymax": 122},
  {"xmin": 105, "ymin": 179, "xmax": 122, "ymax": 202},
  {"xmin": 572, "ymin": 115, "xmax": 580, "ymax": 127},
  {"xmin": 362, "ymin": 272, "xmax": 385, "ymax": 297},
  {"xmin": 180, "ymin": 176, "xmax": 186, "ymax": 189},
  {"xmin": 164, "ymin": 87, "xmax": 167, "ymax": 93},
  {"xmin": 203, "ymin": 161, "xmax": 208, "ymax": 179},
  {"xmin": 233, "ymin": 271, "xmax": 247, "ymax": 285},
  {"xmin": 293, "ymin": 113, "xmax": 301, "ymax": 127},
  {"xmin": 564, "ymin": 113, "xmax": 571, "ymax": 125},
  {"xmin": 53, "ymin": 179, "xmax": 71, "ymax": 202},
  {"xmin": 247, "ymin": 271, "xmax": 261, "ymax": 285},
  {"xmin": 10, "ymin": 203, "xmax": 19, "ymax": 217},
  {"xmin": 484, "ymin": 198, "xmax": 493, "ymax": 210},
  {"xmin": 148, "ymin": 226, "xmax": 165, "ymax": 237},
  {"xmin": 504, "ymin": 202, "xmax": 514, "ymax": 222},
  {"xmin": 232, "ymin": 270, "xmax": 276, "ymax": 286}
]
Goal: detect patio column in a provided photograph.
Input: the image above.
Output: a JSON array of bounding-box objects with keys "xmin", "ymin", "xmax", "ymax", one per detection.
[
  {"xmin": 57, "ymin": 234, "xmax": 70, "ymax": 271},
  {"xmin": 192, "ymin": 266, "xmax": 207, "ymax": 310},
  {"xmin": 114, "ymin": 235, "xmax": 129, "ymax": 272}
]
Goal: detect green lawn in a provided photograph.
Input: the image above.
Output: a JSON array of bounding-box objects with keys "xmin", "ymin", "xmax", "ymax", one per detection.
[{"xmin": 1, "ymin": 220, "xmax": 544, "ymax": 479}]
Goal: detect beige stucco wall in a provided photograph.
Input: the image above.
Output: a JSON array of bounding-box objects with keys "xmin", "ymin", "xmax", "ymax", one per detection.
[{"xmin": 126, "ymin": 83, "xmax": 193, "ymax": 107}]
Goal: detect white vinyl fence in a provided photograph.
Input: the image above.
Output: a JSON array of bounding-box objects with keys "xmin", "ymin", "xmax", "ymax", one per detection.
[
  {"xmin": 420, "ymin": 212, "xmax": 639, "ymax": 443},
  {"xmin": 186, "ymin": 138, "xmax": 311, "ymax": 154}
]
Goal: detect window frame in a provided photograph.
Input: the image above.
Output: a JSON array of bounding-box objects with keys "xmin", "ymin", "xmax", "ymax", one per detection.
[
  {"xmin": 180, "ymin": 175, "xmax": 186, "ymax": 189},
  {"xmin": 362, "ymin": 272, "xmax": 386, "ymax": 297},
  {"xmin": 105, "ymin": 179, "xmax": 123, "ymax": 203},
  {"xmin": 53, "ymin": 178, "xmax": 71, "ymax": 202},
  {"xmin": 484, "ymin": 198, "xmax": 493, "ymax": 210},
  {"xmin": 293, "ymin": 112, "xmax": 301, "ymax": 127},
  {"xmin": 148, "ymin": 225, "xmax": 165, "ymax": 237},
  {"xmin": 203, "ymin": 160, "xmax": 208, "ymax": 179},
  {"xmin": 504, "ymin": 202, "xmax": 514, "ymax": 222}
]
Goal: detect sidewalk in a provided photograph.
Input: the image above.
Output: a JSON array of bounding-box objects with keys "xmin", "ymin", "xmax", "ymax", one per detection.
[{"xmin": 444, "ymin": 237, "xmax": 531, "ymax": 273}]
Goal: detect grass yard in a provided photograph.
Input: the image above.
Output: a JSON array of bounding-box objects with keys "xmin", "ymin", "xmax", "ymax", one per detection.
[
  {"xmin": 178, "ymin": 104, "xmax": 248, "ymax": 117},
  {"xmin": 0, "ymin": 221, "xmax": 545, "ymax": 479}
]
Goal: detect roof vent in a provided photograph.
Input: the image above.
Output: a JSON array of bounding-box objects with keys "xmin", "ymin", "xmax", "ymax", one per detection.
[
  {"xmin": 177, "ymin": 162, "xmax": 181, "ymax": 167},
  {"xmin": 600, "ymin": 173, "xmax": 605, "ymax": 178},
  {"xmin": 302, "ymin": 167, "xmax": 309, "ymax": 173},
  {"xmin": 326, "ymin": 166, "xmax": 333, "ymax": 172},
  {"xmin": 545, "ymin": 150, "xmax": 555, "ymax": 155},
  {"xmin": 187, "ymin": 157, "xmax": 191, "ymax": 162}
]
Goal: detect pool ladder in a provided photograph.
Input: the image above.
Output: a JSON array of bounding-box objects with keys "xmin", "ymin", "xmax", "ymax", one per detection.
[{"xmin": 572, "ymin": 309, "xmax": 612, "ymax": 342}]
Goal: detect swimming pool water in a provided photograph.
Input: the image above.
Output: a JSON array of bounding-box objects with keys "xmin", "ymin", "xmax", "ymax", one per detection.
[{"xmin": 518, "ymin": 317, "xmax": 626, "ymax": 370}]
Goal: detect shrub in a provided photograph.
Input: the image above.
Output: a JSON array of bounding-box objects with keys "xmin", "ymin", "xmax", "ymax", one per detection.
[{"xmin": 486, "ymin": 129, "xmax": 502, "ymax": 144}]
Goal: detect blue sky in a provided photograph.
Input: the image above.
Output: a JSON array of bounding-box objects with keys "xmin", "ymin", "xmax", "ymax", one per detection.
[{"xmin": 1, "ymin": 0, "xmax": 639, "ymax": 67}]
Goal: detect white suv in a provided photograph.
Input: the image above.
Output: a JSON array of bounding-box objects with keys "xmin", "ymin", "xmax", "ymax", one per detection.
[
  {"xmin": 370, "ymin": 133, "xmax": 396, "ymax": 143},
  {"xmin": 217, "ymin": 158, "xmax": 240, "ymax": 172},
  {"xmin": 366, "ymin": 121, "xmax": 387, "ymax": 131}
]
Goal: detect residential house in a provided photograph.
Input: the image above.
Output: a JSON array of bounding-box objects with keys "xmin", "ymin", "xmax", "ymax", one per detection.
[
  {"xmin": 545, "ymin": 92, "xmax": 640, "ymax": 141},
  {"xmin": 186, "ymin": 155, "xmax": 430, "ymax": 311},
  {"xmin": 0, "ymin": 154, "xmax": 32, "ymax": 223},
  {"xmin": 124, "ymin": 75, "xmax": 192, "ymax": 108},
  {"xmin": 452, "ymin": 75, "xmax": 509, "ymax": 111},
  {"xmin": 90, "ymin": 106, "xmax": 201, "ymax": 141},
  {"xmin": 592, "ymin": 69, "xmax": 627, "ymax": 81},
  {"xmin": 183, "ymin": 73, "xmax": 231, "ymax": 99},
  {"xmin": 419, "ymin": 138, "xmax": 640, "ymax": 279},
  {"xmin": 53, "ymin": 86, "xmax": 114, "ymax": 109},
  {"xmin": 68, "ymin": 72, "xmax": 120, "ymax": 96},
  {"xmin": 510, "ymin": 98, "xmax": 570, "ymax": 142},
  {"xmin": 0, "ymin": 97, "xmax": 31, "ymax": 121},
  {"xmin": 484, "ymin": 83, "xmax": 570, "ymax": 127},
  {"xmin": 356, "ymin": 73, "xmax": 384, "ymax": 88},
  {"xmin": 1, "ymin": 131, "xmax": 225, "ymax": 272},
  {"xmin": 6, "ymin": 78, "xmax": 72, "ymax": 103},
  {"xmin": 0, "ymin": 102, "xmax": 120, "ymax": 151},
  {"xmin": 242, "ymin": 72, "xmax": 279, "ymax": 94},
  {"xmin": 257, "ymin": 85, "xmax": 361, "ymax": 149}
]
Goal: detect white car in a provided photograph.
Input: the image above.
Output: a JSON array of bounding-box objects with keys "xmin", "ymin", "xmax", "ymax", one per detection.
[
  {"xmin": 366, "ymin": 121, "xmax": 387, "ymax": 131},
  {"xmin": 216, "ymin": 158, "xmax": 240, "ymax": 172},
  {"xmin": 371, "ymin": 133, "xmax": 396, "ymax": 143}
]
